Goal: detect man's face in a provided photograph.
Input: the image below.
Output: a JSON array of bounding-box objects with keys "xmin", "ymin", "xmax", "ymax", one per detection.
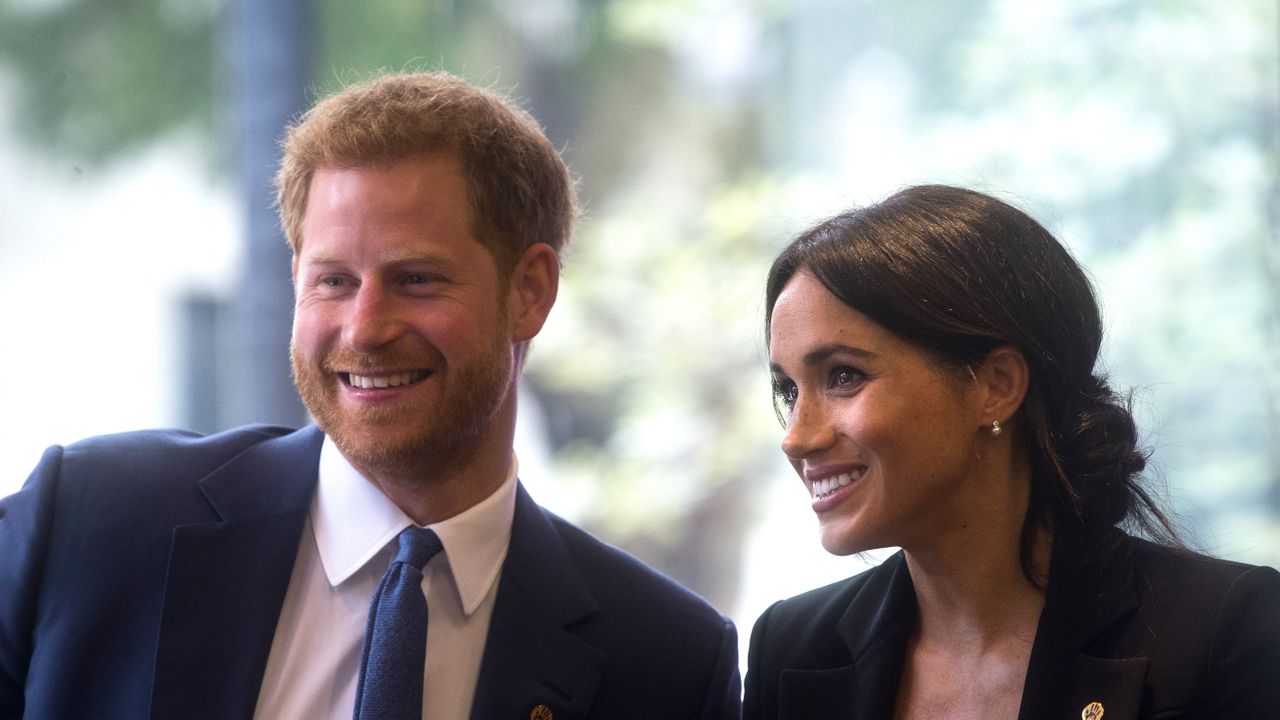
[{"xmin": 290, "ymin": 154, "xmax": 517, "ymax": 477}]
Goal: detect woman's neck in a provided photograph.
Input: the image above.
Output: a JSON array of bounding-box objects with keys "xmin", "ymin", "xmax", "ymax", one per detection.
[{"xmin": 903, "ymin": 521, "xmax": 1051, "ymax": 654}]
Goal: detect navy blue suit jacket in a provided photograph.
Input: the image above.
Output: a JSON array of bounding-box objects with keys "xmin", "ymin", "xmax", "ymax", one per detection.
[
  {"xmin": 743, "ymin": 528, "xmax": 1280, "ymax": 720},
  {"xmin": 0, "ymin": 425, "xmax": 741, "ymax": 719}
]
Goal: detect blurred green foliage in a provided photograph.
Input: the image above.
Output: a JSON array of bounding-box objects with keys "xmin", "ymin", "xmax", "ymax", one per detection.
[
  {"xmin": 3, "ymin": 0, "xmax": 1276, "ymax": 605},
  {"xmin": 0, "ymin": 0, "xmax": 220, "ymax": 165}
]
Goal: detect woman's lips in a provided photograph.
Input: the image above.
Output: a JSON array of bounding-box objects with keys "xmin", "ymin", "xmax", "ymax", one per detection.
[{"xmin": 807, "ymin": 466, "xmax": 866, "ymax": 512}]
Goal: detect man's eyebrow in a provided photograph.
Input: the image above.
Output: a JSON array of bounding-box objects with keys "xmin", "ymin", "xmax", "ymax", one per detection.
[
  {"xmin": 385, "ymin": 254, "xmax": 456, "ymax": 267},
  {"xmin": 300, "ymin": 252, "xmax": 456, "ymax": 266}
]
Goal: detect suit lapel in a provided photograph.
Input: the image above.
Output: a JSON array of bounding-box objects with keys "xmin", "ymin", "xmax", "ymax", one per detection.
[
  {"xmin": 779, "ymin": 553, "xmax": 916, "ymax": 720},
  {"xmin": 1019, "ymin": 528, "xmax": 1148, "ymax": 720},
  {"xmin": 150, "ymin": 426, "xmax": 323, "ymax": 719},
  {"xmin": 772, "ymin": 532, "xmax": 1151, "ymax": 720},
  {"xmin": 469, "ymin": 485, "xmax": 605, "ymax": 720}
]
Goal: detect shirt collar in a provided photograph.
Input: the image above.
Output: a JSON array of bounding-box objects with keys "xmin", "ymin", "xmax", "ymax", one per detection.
[{"xmin": 311, "ymin": 435, "xmax": 518, "ymax": 616}]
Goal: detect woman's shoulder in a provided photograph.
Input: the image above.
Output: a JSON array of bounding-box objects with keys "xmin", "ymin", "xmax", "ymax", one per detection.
[
  {"xmin": 1073, "ymin": 532, "xmax": 1280, "ymax": 641},
  {"xmin": 1104, "ymin": 534, "xmax": 1280, "ymax": 713},
  {"xmin": 1121, "ymin": 534, "xmax": 1280, "ymax": 604}
]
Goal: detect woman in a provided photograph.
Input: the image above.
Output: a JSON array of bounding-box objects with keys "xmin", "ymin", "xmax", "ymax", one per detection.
[{"xmin": 745, "ymin": 185, "xmax": 1280, "ymax": 720}]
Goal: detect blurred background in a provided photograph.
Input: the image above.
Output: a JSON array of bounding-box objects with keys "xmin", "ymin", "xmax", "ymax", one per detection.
[{"xmin": 3, "ymin": 0, "xmax": 1279, "ymax": 661}]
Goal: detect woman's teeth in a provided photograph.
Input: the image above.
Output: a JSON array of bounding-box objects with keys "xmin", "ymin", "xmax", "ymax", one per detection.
[{"xmin": 811, "ymin": 470, "xmax": 863, "ymax": 498}]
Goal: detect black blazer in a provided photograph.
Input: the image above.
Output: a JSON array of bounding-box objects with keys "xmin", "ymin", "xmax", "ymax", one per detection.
[
  {"xmin": 0, "ymin": 425, "xmax": 741, "ymax": 720},
  {"xmin": 744, "ymin": 528, "xmax": 1280, "ymax": 720}
]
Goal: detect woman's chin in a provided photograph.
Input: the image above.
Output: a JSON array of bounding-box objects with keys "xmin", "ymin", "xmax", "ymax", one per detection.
[{"xmin": 819, "ymin": 528, "xmax": 874, "ymax": 557}]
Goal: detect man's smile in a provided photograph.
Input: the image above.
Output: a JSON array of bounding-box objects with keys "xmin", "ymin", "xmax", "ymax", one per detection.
[{"xmin": 340, "ymin": 370, "xmax": 431, "ymax": 389}]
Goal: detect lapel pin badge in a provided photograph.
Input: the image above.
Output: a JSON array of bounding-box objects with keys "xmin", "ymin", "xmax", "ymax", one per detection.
[
  {"xmin": 530, "ymin": 703, "xmax": 553, "ymax": 720},
  {"xmin": 1081, "ymin": 701, "xmax": 1104, "ymax": 720}
]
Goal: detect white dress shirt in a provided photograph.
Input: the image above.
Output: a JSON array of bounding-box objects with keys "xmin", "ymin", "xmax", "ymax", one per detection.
[{"xmin": 253, "ymin": 436, "xmax": 517, "ymax": 720}]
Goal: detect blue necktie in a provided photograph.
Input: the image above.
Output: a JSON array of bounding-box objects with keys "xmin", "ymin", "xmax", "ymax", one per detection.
[{"xmin": 354, "ymin": 527, "xmax": 444, "ymax": 720}]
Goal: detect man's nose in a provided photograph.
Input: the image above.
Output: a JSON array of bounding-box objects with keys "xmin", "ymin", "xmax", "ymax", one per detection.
[{"xmin": 343, "ymin": 284, "xmax": 404, "ymax": 351}]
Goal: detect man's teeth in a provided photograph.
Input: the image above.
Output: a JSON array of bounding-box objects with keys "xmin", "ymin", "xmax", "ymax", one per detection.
[
  {"xmin": 811, "ymin": 470, "xmax": 863, "ymax": 498},
  {"xmin": 348, "ymin": 371, "xmax": 426, "ymax": 389}
]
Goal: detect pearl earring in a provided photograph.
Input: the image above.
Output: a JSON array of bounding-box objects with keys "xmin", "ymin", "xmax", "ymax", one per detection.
[{"xmin": 991, "ymin": 419, "xmax": 1002, "ymax": 436}]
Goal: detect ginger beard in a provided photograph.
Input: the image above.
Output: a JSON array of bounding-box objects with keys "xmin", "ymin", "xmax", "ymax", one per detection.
[{"xmin": 291, "ymin": 313, "xmax": 515, "ymax": 479}]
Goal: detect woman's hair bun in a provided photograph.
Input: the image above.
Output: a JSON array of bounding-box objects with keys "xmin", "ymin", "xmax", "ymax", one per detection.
[{"xmin": 1057, "ymin": 375, "xmax": 1149, "ymax": 526}]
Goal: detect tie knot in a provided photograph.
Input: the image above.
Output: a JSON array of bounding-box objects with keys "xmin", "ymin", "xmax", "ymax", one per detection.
[{"xmin": 394, "ymin": 526, "xmax": 444, "ymax": 570}]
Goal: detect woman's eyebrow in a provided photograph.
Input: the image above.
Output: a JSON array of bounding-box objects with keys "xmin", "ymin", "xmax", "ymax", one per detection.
[
  {"xmin": 770, "ymin": 343, "xmax": 875, "ymax": 374},
  {"xmin": 802, "ymin": 343, "xmax": 875, "ymax": 366}
]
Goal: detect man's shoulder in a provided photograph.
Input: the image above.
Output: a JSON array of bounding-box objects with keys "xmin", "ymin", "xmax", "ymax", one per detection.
[
  {"xmin": 523, "ymin": 505, "xmax": 738, "ymax": 653},
  {"xmin": 62, "ymin": 423, "xmax": 300, "ymax": 460},
  {"xmin": 490, "ymin": 501, "xmax": 740, "ymax": 717},
  {"xmin": 53, "ymin": 424, "xmax": 304, "ymax": 479},
  {"xmin": 19, "ymin": 424, "xmax": 313, "ymax": 514},
  {"xmin": 522, "ymin": 507, "xmax": 740, "ymax": 708},
  {"xmin": 541, "ymin": 510, "xmax": 726, "ymax": 623}
]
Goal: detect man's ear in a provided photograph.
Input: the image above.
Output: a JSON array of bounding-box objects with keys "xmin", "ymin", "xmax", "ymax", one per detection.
[
  {"xmin": 973, "ymin": 345, "xmax": 1030, "ymax": 427},
  {"xmin": 507, "ymin": 242, "xmax": 560, "ymax": 343}
]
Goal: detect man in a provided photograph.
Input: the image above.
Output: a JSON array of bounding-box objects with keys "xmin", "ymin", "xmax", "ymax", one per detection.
[{"xmin": 0, "ymin": 72, "xmax": 740, "ymax": 720}]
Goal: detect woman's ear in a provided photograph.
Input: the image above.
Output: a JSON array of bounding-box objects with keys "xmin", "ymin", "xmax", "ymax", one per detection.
[
  {"xmin": 973, "ymin": 345, "xmax": 1030, "ymax": 427},
  {"xmin": 507, "ymin": 242, "xmax": 560, "ymax": 344}
]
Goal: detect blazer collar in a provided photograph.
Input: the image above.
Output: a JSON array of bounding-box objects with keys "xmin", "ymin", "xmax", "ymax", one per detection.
[
  {"xmin": 1018, "ymin": 526, "xmax": 1148, "ymax": 720},
  {"xmin": 778, "ymin": 552, "xmax": 917, "ymax": 720},
  {"xmin": 150, "ymin": 425, "xmax": 323, "ymax": 719},
  {"xmin": 778, "ymin": 529, "xmax": 1150, "ymax": 720},
  {"xmin": 469, "ymin": 484, "xmax": 605, "ymax": 720}
]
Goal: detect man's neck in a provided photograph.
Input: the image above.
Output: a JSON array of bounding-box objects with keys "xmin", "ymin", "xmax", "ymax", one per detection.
[{"xmin": 351, "ymin": 437, "xmax": 515, "ymax": 526}]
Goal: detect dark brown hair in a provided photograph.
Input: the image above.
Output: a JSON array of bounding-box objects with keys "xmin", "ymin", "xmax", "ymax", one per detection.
[
  {"xmin": 276, "ymin": 71, "xmax": 578, "ymax": 275},
  {"xmin": 765, "ymin": 185, "xmax": 1177, "ymax": 577}
]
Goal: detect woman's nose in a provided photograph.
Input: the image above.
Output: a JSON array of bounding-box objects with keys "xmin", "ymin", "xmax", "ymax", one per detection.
[{"xmin": 780, "ymin": 396, "xmax": 835, "ymax": 460}]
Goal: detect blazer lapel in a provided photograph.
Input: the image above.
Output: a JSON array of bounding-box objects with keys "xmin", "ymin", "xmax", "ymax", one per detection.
[
  {"xmin": 779, "ymin": 553, "xmax": 916, "ymax": 720},
  {"xmin": 469, "ymin": 485, "xmax": 604, "ymax": 720},
  {"xmin": 150, "ymin": 426, "xmax": 323, "ymax": 719},
  {"xmin": 1052, "ymin": 655, "xmax": 1150, "ymax": 720},
  {"xmin": 777, "ymin": 666, "xmax": 862, "ymax": 720},
  {"xmin": 772, "ymin": 532, "xmax": 1151, "ymax": 720},
  {"xmin": 1019, "ymin": 528, "xmax": 1148, "ymax": 720}
]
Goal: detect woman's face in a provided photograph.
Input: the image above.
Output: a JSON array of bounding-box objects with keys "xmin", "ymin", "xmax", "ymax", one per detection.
[{"xmin": 768, "ymin": 272, "xmax": 989, "ymax": 556}]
